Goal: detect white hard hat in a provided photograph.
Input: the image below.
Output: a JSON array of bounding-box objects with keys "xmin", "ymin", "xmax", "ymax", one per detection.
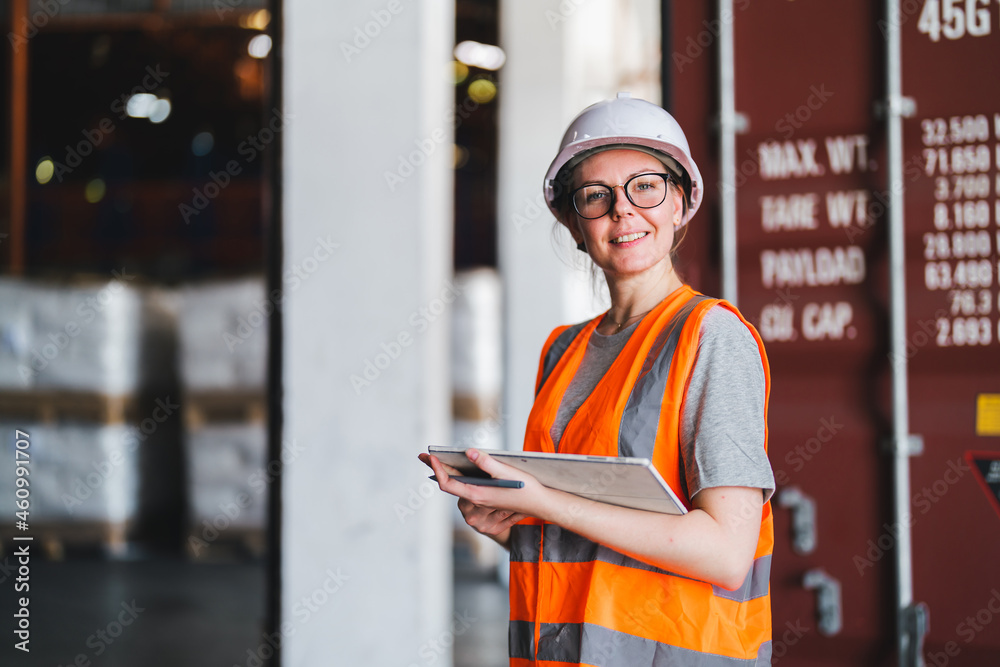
[{"xmin": 543, "ymin": 92, "xmax": 702, "ymax": 226}]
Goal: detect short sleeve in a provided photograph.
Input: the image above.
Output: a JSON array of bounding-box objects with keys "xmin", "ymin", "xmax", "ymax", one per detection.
[{"xmin": 679, "ymin": 306, "xmax": 775, "ymax": 503}]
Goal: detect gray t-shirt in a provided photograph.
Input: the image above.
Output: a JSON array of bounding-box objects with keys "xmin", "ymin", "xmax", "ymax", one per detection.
[{"xmin": 550, "ymin": 305, "xmax": 775, "ymax": 502}]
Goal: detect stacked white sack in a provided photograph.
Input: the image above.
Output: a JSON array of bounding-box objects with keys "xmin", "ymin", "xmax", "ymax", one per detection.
[
  {"xmin": 177, "ymin": 277, "xmax": 268, "ymax": 392},
  {"xmin": 178, "ymin": 277, "xmax": 268, "ymax": 542},
  {"xmin": 0, "ymin": 423, "xmax": 138, "ymax": 523},
  {"xmin": 185, "ymin": 423, "xmax": 267, "ymax": 530},
  {"xmin": 0, "ymin": 277, "xmax": 173, "ymax": 393}
]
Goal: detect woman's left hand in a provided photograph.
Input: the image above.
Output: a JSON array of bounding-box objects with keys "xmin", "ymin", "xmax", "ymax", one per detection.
[{"xmin": 418, "ymin": 449, "xmax": 548, "ymax": 521}]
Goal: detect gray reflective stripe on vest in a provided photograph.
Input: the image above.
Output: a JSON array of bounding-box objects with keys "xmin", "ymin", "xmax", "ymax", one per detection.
[
  {"xmin": 536, "ymin": 321, "xmax": 589, "ymax": 396},
  {"xmin": 618, "ymin": 295, "xmax": 709, "ymax": 460},
  {"xmin": 713, "ymin": 554, "xmax": 771, "ymax": 602},
  {"xmin": 535, "ymin": 524, "xmax": 769, "ymax": 602},
  {"xmin": 508, "ymin": 621, "xmax": 772, "ymax": 666},
  {"xmin": 542, "ymin": 524, "xmax": 680, "ymax": 576},
  {"xmin": 509, "ymin": 620, "xmax": 534, "ymax": 660},
  {"xmin": 509, "ymin": 524, "xmax": 542, "ymax": 563}
]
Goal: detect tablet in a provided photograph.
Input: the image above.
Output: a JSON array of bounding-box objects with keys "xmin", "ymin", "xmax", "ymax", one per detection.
[{"xmin": 428, "ymin": 446, "xmax": 687, "ymax": 515}]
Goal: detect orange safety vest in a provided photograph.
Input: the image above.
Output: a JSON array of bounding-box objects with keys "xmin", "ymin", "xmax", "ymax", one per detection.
[{"xmin": 509, "ymin": 285, "xmax": 773, "ymax": 667}]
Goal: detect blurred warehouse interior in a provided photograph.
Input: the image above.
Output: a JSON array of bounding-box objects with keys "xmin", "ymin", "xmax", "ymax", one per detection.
[
  {"xmin": 1, "ymin": 1, "xmax": 281, "ymax": 664},
  {"xmin": 0, "ymin": 0, "xmax": 529, "ymax": 664},
  {"xmin": 1, "ymin": 0, "xmax": 1000, "ymax": 666}
]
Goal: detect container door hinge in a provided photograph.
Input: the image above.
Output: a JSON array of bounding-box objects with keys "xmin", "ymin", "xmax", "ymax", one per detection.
[
  {"xmin": 803, "ymin": 568, "xmax": 843, "ymax": 636},
  {"xmin": 881, "ymin": 434, "xmax": 924, "ymax": 457},
  {"xmin": 901, "ymin": 602, "xmax": 930, "ymax": 667},
  {"xmin": 875, "ymin": 95, "xmax": 917, "ymax": 118},
  {"xmin": 777, "ymin": 486, "xmax": 817, "ymax": 554},
  {"xmin": 713, "ymin": 111, "xmax": 749, "ymax": 134}
]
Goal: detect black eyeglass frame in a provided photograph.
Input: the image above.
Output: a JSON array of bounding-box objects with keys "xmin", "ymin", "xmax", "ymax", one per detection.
[{"xmin": 569, "ymin": 172, "xmax": 677, "ymax": 220}]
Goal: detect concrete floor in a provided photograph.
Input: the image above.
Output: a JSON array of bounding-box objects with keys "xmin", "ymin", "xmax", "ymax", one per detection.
[
  {"xmin": 0, "ymin": 557, "xmax": 267, "ymax": 667},
  {"xmin": 454, "ymin": 570, "xmax": 509, "ymax": 667},
  {"xmin": 0, "ymin": 555, "xmax": 508, "ymax": 666}
]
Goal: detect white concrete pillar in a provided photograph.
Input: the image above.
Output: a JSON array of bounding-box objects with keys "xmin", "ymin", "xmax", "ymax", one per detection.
[
  {"xmin": 282, "ymin": 1, "xmax": 454, "ymax": 665},
  {"xmin": 497, "ymin": 0, "xmax": 660, "ymax": 453}
]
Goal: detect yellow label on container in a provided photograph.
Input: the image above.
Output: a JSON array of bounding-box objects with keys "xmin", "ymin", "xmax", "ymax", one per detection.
[{"xmin": 977, "ymin": 394, "xmax": 1000, "ymax": 436}]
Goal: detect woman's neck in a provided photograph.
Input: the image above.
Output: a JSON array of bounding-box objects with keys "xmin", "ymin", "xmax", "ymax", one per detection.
[{"xmin": 599, "ymin": 264, "xmax": 684, "ymax": 334}]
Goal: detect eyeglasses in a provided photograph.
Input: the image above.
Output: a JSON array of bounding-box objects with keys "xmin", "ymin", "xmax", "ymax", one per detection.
[{"xmin": 570, "ymin": 172, "xmax": 674, "ymax": 220}]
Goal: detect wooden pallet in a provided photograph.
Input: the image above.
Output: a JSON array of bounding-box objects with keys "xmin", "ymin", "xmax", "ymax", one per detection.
[
  {"xmin": 0, "ymin": 390, "xmax": 140, "ymax": 424},
  {"xmin": 0, "ymin": 520, "xmax": 131, "ymax": 559},
  {"xmin": 183, "ymin": 391, "xmax": 266, "ymax": 429},
  {"xmin": 452, "ymin": 393, "xmax": 500, "ymax": 422},
  {"xmin": 186, "ymin": 525, "xmax": 266, "ymax": 561}
]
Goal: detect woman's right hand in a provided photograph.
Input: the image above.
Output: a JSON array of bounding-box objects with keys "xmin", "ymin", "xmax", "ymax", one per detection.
[{"xmin": 457, "ymin": 498, "xmax": 526, "ymax": 541}]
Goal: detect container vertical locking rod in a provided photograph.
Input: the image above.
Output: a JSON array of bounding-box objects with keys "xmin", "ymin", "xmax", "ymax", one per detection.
[
  {"xmin": 717, "ymin": 0, "xmax": 738, "ymax": 304},
  {"xmin": 884, "ymin": 1, "xmax": 923, "ymax": 664}
]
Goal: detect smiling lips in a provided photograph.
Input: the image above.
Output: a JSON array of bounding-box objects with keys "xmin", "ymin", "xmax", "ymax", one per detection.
[{"xmin": 610, "ymin": 231, "xmax": 648, "ymax": 244}]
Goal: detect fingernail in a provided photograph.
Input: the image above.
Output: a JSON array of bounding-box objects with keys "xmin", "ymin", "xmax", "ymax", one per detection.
[{"xmin": 468, "ymin": 449, "xmax": 479, "ymax": 462}]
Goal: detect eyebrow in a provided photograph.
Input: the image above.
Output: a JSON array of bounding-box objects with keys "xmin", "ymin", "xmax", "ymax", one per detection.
[{"xmin": 576, "ymin": 170, "xmax": 662, "ymax": 188}]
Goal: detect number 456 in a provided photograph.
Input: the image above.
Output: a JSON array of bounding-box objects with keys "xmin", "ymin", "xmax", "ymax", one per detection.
[{"xmin": 919, "ymin": 0, "xmax": 993, "ymax": 41}]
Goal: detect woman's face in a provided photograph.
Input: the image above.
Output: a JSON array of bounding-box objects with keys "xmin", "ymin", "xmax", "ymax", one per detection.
[{"xmin": 566, "ymin": 149, "xmax": 684, "ymax": 281}]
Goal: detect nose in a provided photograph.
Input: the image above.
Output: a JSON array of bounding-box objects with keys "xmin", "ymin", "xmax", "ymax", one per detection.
[{"xmin": 609, "ymin": 183, "xmax": 635, "ymax": 218}]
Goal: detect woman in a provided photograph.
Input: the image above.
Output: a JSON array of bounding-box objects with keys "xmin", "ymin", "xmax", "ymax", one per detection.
[{"xmin": 421, "ymin": 93, "xmax": 775, "ymax": 666}]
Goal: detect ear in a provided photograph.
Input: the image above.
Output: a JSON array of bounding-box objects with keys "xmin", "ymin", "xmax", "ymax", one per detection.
[{"xmin": 670, "ymin": 187, "xmax": 685, "ymax": 226}]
